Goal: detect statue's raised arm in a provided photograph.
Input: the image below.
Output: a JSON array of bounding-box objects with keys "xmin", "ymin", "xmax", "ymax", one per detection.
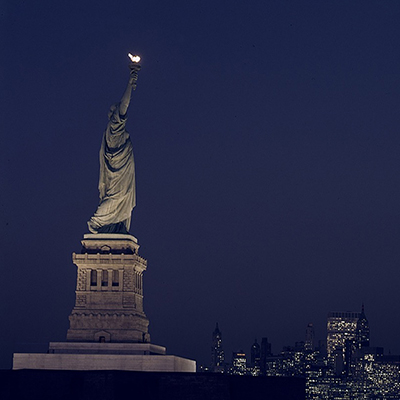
[
  {"xmin": 120, "ymin": 65, "xmax": 140, "ymax": 116},
  {"xmin": 87, "ymin": 64, "xmax": 141, "ymax": 234}
]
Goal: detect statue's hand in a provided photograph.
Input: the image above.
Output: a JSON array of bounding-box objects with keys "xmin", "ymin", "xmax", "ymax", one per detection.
[{"xmin": 129, "ymin": 67, "xmax": 140, "ymax": 87}]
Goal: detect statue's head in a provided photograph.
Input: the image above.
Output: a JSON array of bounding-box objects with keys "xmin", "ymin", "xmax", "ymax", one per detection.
[{"xmin": 108, "ymin": 103, "xmax": 119, "ymax": 120}]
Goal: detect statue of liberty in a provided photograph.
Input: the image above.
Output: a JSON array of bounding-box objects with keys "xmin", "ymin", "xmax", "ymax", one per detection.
[{"xmin": 88, "ymin": 61, "xmax": 140, "ymax": 234}]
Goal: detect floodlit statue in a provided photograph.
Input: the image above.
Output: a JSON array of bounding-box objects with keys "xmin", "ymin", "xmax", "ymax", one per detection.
[{"xmin": 88, "ymin": 56, "xmax": 141, "ymax": 234}]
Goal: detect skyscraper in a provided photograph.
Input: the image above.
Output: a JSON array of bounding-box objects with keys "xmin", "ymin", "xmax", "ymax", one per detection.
[
  {"xmin": 305, "ymin": 323, "xmax": 315, "ymax": 351},
  {"xmin": 327, "ymin": 311, "xmax": 360, "ymax": 360},
  {"xmin": 355, "ymin": 304, "xmax": 370, "ymax": 349},
  {"xmin": 211, "ymin": 323, "xmax": 225, "ymax": 372},
  {"xmin": 260, "ymin": 337, "xmax": 272, "ymax": 375},
  {"xmin": 231, "ymin": 350, "xmax": 247, "ymax": 375},
  {"xmin": 250, "ymin": 339, "xmax": 261, "ymax": 375},
  {"xmin": 327, "ymin": 309, "xmax": 367, "ymax": 376},
  {"xmin": 251, "ymin": 339, "xmax": 261, "ymax": 366}
]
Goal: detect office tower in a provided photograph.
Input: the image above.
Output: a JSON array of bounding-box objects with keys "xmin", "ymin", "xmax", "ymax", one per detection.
[
  {"xmin": 211, "ymin": 323, "xmax": 225, "ymax": 372},
  {"xmin": 355, "ymin": 304, "xmax": 370, "ymax": 349},
  {"xmin": 251, "ymin": 339, "xmax": 261, "ymax": 366},
  {"xmin": 327, "ymin": 311, "xmax": 360, "ymax": 358},
  {"xmin": 260, "ymin": 337, "xmax": 272, "ymax": 375},
  {"xmin": 232, "ymin": 350, "xmax": 247, "ymax": 375},
  {"xmin": 305, "ymin": 323, "xmax": 315, "ymax": 351},
  {"xmin": 250, "ymin": 339, "xmax": 261, "ymax": 376},
  {"xmin": 327, "ymin": 310, "xmax": 360, "ymax": 375}
]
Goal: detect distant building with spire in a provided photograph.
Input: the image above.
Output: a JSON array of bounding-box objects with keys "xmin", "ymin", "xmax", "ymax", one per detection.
[
  {"xmin": 211, "ymin": 323, "xmax": 225, "ymax": 372},
  {"xmin": 250, "ymin": 339, "xmax": 261, "ymax": 375},
  {"xmin": 355, "ymin": 304, "xmax": 370, "ymax": 349}
]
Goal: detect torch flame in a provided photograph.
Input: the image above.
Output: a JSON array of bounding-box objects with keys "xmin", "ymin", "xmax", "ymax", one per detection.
[{"xmin": 128, "ymin": 53, "xmax": 141, "ymax": 63}]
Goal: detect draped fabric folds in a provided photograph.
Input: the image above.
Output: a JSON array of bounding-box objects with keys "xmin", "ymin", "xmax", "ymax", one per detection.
[{"xmin": 88, "ymin": 103, "xmax": 136, "ymax": 234}]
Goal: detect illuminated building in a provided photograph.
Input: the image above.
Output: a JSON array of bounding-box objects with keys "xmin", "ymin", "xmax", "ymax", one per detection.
[
  {"xmin": 355, "ymin": 304, "xmax": 370, "ymax": 349},
  {"xmin": 305, "ymin": 365, "xmax": 340, "ymax": 399},
  {"xmin": 211, "ymin": 323, "xmax": 225, "ymax": 372},
  {"xmin": 250, "ymin": 339, "xmax": 261, "ymax": 376},
  {"xmin": 352, "ymin": 348, "xmax": 400, "ymax": 399},
  {"xmin": 260, "ymin": 337, "xmax": 272, "ymax": 375},
  {"xmin": 327, "ymin": 310, "xmax": 360, "ymax": 371},
  {"xmin": 281, "ymin": 346, "xmax": 305, "ymax": 377},
  {"xmin": 231, "ymin": 350, "xmax": 247, "ymax": 375}
]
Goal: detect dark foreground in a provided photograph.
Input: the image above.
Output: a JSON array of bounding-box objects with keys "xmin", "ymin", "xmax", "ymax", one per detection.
[{"xmin": 0, "ymin": 370, "xmax": 305, "ymax": 400}]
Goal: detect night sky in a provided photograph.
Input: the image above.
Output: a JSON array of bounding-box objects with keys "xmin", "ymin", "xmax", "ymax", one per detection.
[{"xmin": 1, "ymin": 1, "xmax": 400, "ymax": 369}]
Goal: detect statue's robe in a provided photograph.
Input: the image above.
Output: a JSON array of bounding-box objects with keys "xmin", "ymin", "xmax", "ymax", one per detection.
[{"xmin": 88, "ymin": 103, "xmax": 135, "ymax": 234}]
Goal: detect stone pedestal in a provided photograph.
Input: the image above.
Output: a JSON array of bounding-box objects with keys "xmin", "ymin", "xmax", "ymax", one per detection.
[
  {"xmin": 67, "ymin": 233, "xmax": 150, "ymax": 343},
  {"xmin": 12, "ymin": 233, "xmax": 196, "ymax": 372}
]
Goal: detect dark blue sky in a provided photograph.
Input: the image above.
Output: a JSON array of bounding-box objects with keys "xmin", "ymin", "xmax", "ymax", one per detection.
[{"xmin": 1, "ymin": 1, "xmax": 400, "ymax": 368}]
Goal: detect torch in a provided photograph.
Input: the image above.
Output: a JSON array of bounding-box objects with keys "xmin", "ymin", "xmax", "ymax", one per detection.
[{"xmin": 128, "ymin": 53, "xmax": 141, "ymax": 90}]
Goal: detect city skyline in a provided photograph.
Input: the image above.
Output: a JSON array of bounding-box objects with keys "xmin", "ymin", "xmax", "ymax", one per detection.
[
  {"xmin": 207, "ymin": 304, "xmax": 379, "ymax": 369},
  {"xmin": 2, "ymin": 1, "xmax": 400, "ymax": 371},
  {"xmin": 206, "ymin": 305, "xmax": 400, "ymax": 398}
]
